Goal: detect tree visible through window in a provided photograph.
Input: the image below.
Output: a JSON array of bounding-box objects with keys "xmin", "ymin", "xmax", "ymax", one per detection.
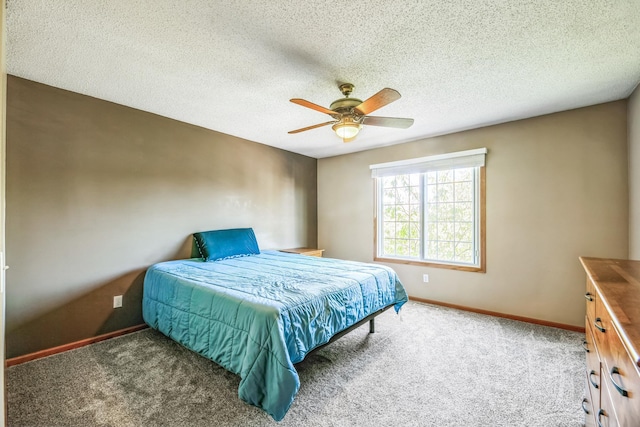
[
  {"xmin": 425, "ymin": 168, "xmax": 475, "ymax": 263},
  {"xmin": 381, "ymin": 174, "xmax": 422, "ymax": 258},
  {"xmin": 372, "ymin": 149, "xmax": 486, "ymax": 272}
]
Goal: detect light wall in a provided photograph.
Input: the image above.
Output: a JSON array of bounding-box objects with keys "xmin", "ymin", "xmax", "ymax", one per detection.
[
  {"xmin": 629, "ymin": 85, "xmax": 640, "ymax": 259},
  {"xmin": 6, "ymin": 76, "xmax": 317, "ymax": 358},
  {"xmin": 318, "ymin": 102, "xmax": 628, "ymax": 327}
]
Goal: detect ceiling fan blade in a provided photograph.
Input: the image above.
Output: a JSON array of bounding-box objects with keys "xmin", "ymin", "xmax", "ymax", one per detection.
[
  {"xmin": 288, "ymin": 120, "xmax": 336, "ymax": 134},
  {"xmin": 354, "ymin": 88, "xmax": 401, "ymax": 115},
  {"xmin": 290, "ymin": 98, "xmax": 338, "ymax": 116},
  {"xmin": 363, "ymin": 116, "xmax": 414, "ymax": 128}
]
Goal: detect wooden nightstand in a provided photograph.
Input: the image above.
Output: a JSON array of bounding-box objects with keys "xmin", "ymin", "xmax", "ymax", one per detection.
[{"xmin": 279, "ymin": 247, "xmax": 325, "ymax": 257}]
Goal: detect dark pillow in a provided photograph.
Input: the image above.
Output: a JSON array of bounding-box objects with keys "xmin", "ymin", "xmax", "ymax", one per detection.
[{"xmin": 193, "ymin": 228, "xmax": 260, "ymax": 261}]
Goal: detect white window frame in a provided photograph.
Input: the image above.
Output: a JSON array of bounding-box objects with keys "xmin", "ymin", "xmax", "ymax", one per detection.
[{"xmin": 371, "ymin": 148, "xmax": 487, "ymax": 272}]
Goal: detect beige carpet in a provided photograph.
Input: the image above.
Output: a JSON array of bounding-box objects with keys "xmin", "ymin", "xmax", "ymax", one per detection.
[{"xmin": 7, "ymin": 301, "xmax": 585, "ymax": 426}]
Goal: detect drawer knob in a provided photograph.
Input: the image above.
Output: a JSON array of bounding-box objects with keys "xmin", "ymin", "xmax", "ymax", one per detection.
[
  {"xmin": 597, "ymin": 409, "xmax": 607, "ymax": 427},
  {"xmin": 594, "ymin": 317, "xmax": 606, "ymax": 333},
  {"xmin": 609, "ymin": 366, "xmax": 629, "ymax": 397},
  {"xmin": 589, "ymin": 370, "xmax": 599, "ymax": 389},
  {"xmin": 585, "ymin": 292, "xmax": 594, "ymax": 302},
  {"xmin": 581, "ymin": 397, "xmax": 590, "ymax": 414},
  {"xmin": 581, "ymin": 339, "xmax": 590, "ymax": 353}
]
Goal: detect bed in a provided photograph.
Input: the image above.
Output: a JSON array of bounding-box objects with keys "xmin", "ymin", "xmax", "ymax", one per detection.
[{"xmin": 142, "ymin": 228, "xmax": 407, "ymax": 421}]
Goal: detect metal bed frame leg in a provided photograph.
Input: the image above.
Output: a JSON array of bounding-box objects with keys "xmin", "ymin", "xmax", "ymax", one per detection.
[{"xmin": 296, "ymin": 305, "xmax": 391, "ymax": 363}]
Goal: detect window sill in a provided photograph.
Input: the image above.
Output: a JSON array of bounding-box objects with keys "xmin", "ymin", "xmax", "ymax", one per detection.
[{"xmin": 374, "ymin": 256, "xmax": 486, "ymax": 273}]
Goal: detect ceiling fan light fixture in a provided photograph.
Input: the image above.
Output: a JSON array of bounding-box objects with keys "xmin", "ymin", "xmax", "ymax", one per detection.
[
  {"xmin": 332, "ymin": 119, "xmax": 361, "ymax": 140},
  {"xmin": 289, "ymin": 83, "xmax": 413, "ymax": 141}
]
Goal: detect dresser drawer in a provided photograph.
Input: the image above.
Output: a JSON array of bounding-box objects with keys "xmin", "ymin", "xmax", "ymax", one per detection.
[
  {"xmin": 599, "ymin": 378, "xmax": 620, "ymax": 427},
  {"xmin": 585, "ymin": 319, "xmax": 601, "ymax": 408},
  {"xmin": 586, "ymin": 277, "xmax": 597, "ymax": 324},
  {"xmin": 583, "ymin": 375, "xmax": 597, "ymax": 427},
  {"xmin": 601, "ymin": 323, "xmax": 640, "ymax": 427},
  {"xmin": 592, "ymin": 289, "xmax": 613, "ymax": 362},
  {"xmin": 585, "ymin": 317, "xmax": 601, "ymax": 362}
]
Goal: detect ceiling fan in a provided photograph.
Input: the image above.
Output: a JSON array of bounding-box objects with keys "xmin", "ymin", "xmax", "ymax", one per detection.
[{"xmin": 288, "ymin": 83, "xmax": 414, "ymax": 142}]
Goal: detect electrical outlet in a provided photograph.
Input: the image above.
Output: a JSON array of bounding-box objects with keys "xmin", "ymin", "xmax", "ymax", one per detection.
[
  {"xmin": 423, "ymin": 274, "xmax": 429, "ymax": 283},
  {"xmin": 113, "ymin": 295, "xmax": 123, "ymax": 308}
]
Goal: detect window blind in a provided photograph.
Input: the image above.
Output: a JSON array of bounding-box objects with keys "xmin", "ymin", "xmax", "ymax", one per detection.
[{"xmin": 370, "ymin": 148, "xmax": 487, "ymax": 178}]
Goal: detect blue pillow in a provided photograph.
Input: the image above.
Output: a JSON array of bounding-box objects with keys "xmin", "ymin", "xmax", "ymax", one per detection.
[{"xmin": 193, "ymin": 228, "xmax": 260, "ymax": 261}]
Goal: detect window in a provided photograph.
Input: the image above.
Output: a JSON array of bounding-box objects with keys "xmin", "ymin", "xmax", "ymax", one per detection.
[{"xmin": 371, "ymin": 149, "xmax": 486, "ymax": 272}]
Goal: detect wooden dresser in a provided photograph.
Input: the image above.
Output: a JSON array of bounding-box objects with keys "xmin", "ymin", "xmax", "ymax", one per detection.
[{"xmin": 580, "ymin": 257, "xmax": 640, "ymax": 427}]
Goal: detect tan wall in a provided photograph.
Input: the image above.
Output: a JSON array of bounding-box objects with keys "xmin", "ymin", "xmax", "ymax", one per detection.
[
  {"xmin": 318, "ymin": 102, "xmax": 628, "ymax": 327},
  {"xmin": 629, "ymin": 85, "xmax": 640, "ymax": 259},
  {"xmin": 1, "ymin": 0, "xmax": 6, "ymax": 418},
  {"xmin": 6, "ymin": 76, "xmax": 317, "ymax": 358}
]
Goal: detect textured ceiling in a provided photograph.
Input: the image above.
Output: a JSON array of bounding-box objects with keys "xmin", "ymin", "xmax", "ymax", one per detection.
[{"xmin": 6, "ymin": 1, "xmax": 640, "ymax": 158}]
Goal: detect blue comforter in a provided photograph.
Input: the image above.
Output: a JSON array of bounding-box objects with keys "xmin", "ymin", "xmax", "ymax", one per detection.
[{"xmin": 142, "ymin": 250, "xmax": 407, "ymax": 421}]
